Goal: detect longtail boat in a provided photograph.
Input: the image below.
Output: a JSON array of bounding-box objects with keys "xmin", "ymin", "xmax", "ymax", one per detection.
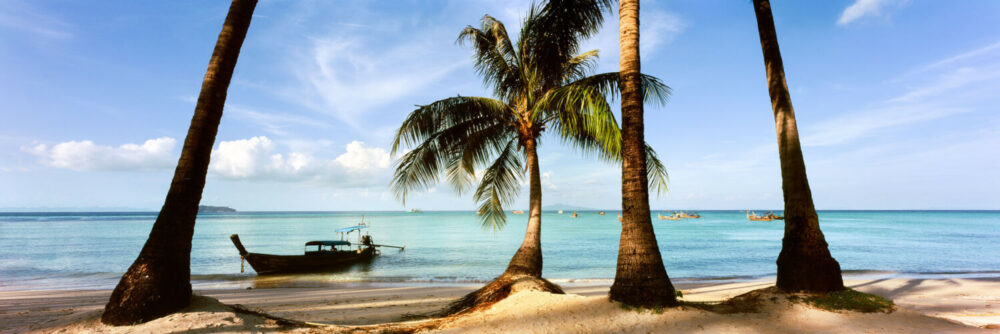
[
  {"xmin": 746, "ymin": 211, "xmax": 779, "ymax": 221},
  {"xmin": 677, "ymin": 211, "xmax": 701, "ymax": 219},
  {"xmin": 230, "ymin": 223, "xmax": 403, "ymax": 275},
  {"xmin": 658, "ymin": 213, "xmax": 682, "ymax": 221}
]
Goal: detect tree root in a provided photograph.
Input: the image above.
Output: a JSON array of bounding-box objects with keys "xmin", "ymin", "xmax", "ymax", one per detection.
[{"xmin": 439, "ymin": 273, "xmax": 564, "ymax": 316}]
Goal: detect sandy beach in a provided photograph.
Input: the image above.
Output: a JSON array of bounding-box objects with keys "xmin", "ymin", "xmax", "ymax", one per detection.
[{"xmin": 2, "ymin": 277, "xmax": 998, "ymax": 333}]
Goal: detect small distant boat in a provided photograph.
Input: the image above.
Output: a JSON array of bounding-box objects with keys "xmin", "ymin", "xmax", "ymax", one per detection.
[
  {"xmin": 571, "ymin": 211, "xmax": 578, "ymax": 218},
  {"xmin": 408, "ymin": 208, "xmax": 423, "ymax": 213},
  {"xmin": 558, "ymin": 210, "xmax": 564, "ymax": 214},
  {"xmin": 230, "ymin": 220, "xmax": 403, "ymax": 275},
  {"xmin": 746, "ymin": 211, "xmax": 782, "ymax": 221},
  {"xmin": 658, "ymin": 212, "xmax": 682, "ymax": 221},
  {"xmin": 677, "ymin": 211, "xmax": 701, "ymax": 219},
  {"xmin": 599, "ymin": 211, "xmax": 606, "ymax": 216},
  {"xmin": 513, "ymin": 210, "xmax": 525, "ymax": 214}
]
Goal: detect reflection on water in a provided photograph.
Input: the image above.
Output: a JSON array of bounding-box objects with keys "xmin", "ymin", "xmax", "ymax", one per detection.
[{"xmin": 249, "ymin": 260, "xmax": 377, "ymax": 289}]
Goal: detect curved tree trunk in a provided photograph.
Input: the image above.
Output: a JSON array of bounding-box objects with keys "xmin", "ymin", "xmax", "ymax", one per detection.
[
  {"xmin": 503, "ymin": 137, "xmax": 544, "ymax": 277},
  {"xmin": 101, "ymin": 0, "xmax": 257, "ymax": 325},
  {"xmin": 441, "ymin": 137, "xmax": 561, "ymax": 315},
  {"xmin": 752, "ymin": 0, "xmax": 843, "ymax": 293},
  {"xmin": 609, "ymin": 0, "xmax": 678, "ymax": 308}
]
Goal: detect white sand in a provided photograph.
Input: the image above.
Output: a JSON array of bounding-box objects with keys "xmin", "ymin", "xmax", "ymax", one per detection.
[
  {"xmin": 1, "ymin": 278, "xmax": 997, "ymax": 333},
  {"xmin": 435, "ymin": 279, "xmax": 1000, "ymax": 333}
]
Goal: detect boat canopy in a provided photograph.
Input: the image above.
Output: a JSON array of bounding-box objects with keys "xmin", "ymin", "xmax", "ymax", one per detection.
[
  {"xmin": 335, "ymin": 225, "xmax": 367, "ymax": 233},
  {"xmin": 304, "ymin": 240, "xmax": 351, "ymax": 246}
]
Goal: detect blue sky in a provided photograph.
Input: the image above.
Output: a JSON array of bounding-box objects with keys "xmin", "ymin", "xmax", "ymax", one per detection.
[{"xmin": 1, "ymin": 0, "xmax": 998, "ymax": 211}]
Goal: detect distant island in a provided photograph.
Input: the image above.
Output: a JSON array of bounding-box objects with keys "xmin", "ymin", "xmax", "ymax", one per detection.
[{"xmin": 198, "ymin": 205, "xmax": 236, "ymax": 214}]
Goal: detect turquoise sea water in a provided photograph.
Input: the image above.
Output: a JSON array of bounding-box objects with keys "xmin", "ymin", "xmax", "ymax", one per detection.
[{"xmin": 1, "ymin": 211, "xmax": 998, "ymax": 291}]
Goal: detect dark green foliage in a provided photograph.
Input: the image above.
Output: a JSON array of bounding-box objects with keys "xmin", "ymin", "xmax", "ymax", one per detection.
[
  {"xmin": 804, "ymin": 289, "xmax": 895, "ymax": 313},
  {"xmin": 391, "ymin": 1, "xmax": 671, "ymax": 230}
]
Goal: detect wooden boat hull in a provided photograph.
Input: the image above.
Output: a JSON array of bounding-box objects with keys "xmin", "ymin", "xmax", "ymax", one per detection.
[
  {"xmin": 242, "ymin": 250, "xmax": 376, "ymax": 275},
  {"xmin": 231, "ymin": 234, "xmax": 376, "ymax": 275}
]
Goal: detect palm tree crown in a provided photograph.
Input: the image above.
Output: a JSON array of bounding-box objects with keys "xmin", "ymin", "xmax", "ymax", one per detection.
[{"xmin": 391, "ymin": 2, "xmax": 670, "ymax": 230}]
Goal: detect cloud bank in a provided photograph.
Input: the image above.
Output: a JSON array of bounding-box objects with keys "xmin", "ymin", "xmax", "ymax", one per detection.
[
  {"xmin": 26, "ymin": 137, "xmax": 177, "ymax": 171},
  {"xmin": 27, "ymin": 136, "xmax": 391, "ymax": 187},
  {"xmin": 210, "ymin": 137, "xmax": 390, "ymax": 187}
]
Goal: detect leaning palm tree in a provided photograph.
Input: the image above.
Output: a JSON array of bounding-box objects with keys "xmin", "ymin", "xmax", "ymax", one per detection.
[
  {"xmin": 752, "ymin": 0, "xmax": 844, "ymax": 293},
  {"xmin": 392, "ymin": 1, "xmax": 669, "ymax": 314},
  {"xmin": 102, "ymin": 0, "xmax": 258, "ymax": 325},
  {"xmin": 609, "ymin": 0, "xmax": 678, "ymax": 308}
]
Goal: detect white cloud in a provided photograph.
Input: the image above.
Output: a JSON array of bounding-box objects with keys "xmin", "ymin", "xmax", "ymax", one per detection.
[
  {"xmin": 900, "ymin": 40, "xmax": 1000, "ymax": 78},
  {"xmin": 25, "ymin": 136, "xmax": 392, "ymax": 187},
  {"xmin": 541, "ymin": 171, "xmax": 557, "ymax": 190},
  {"xmin": 209, "ymin": 136, "xmax": 390, "ymax": 187},
  {"xmin": 292, "ymin": 33, "xmax": 467, "ymax": 129},
  {"xmin": 803, "ymin": 105, "xmax": 970, "ymax": 146},
  {"xmin": 0, "ymin": 1, "xmax": 73, "ymax": 39},
  {"xmin": 640, "ymin": 11, "xmax": 686, "ymax": 57},
  {"xmin": 889, "ymin": 66, "xmax": 1000, "ymax": 104},
  {"xmin": 582, "ymin": 9, "xmax": 686, "ymax": 72},
  {"xmin": 837, "ymin": 0, "xmax": 904, "ymax": 26},
  {"xmin": 227, "ymin": 105, "xmax": 329, "ymax": 136},
  {"xmin": 25, "ymin": 138, "xmax": 177, "ymax": 171},
  {"xmin": 805, "ymin": 50, "xmax": 1000, "ymax": 147},
  {"xmin": 335, "ymin": 141, "xmax": 391, "ymax": 172}
]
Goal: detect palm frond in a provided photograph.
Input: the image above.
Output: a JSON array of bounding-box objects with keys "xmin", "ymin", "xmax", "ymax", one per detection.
[
  {"xmin": 391, "ymin": 118, "xmax": 514, "ymax": 204},
  {"xmin": 645, "ymin": 143, "xmax": 670, "ymax": 196},
  {"xmin": 394, "ymin": 5, "xmax": 675, "ymax": 232},
  {"xmin": 525, "ymin": 0, "xmax": 614, "ymax": 88},
  {"xmin": 458, "ymin": 16, "xmax": 522, "ymax": 102},
  {"xmin": 392, "ymin": 96, "xmax": 513, "ymax": 155},
  {"xmin": 391, "ymin": 96, "xmax": 516, "ymax": 204},
  {"xmin": 391, "ymin": 139, "xmax": 445, "ymax": 206},
  {"xmin": 558, "ymin": 72, "xmax": 672, "ymax": 106},
  {"xmin": 562, "ymin": 49, "xmax": 600, "ymax": 84},
  {"xmin": 445, "ymin": 121, "xmax": 516, "ymax": 195},
  {"xmin": 473, "ymin": 139, "xmax": 524, "ymax": 231},
  {"xmin": 538, "ymin": 83, "xmax": 621, "ymax": 162}
]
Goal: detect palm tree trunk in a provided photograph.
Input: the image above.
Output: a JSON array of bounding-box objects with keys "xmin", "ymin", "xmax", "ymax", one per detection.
[
  {"xmin": 752, "ymin": 0, "xmax": 843, "ymax": 293},
  {"xmin": 101, "ymin": 0, "xmax": 257, "ymax": 325},
  {"xmin": 609, "ymin": 0, "xmax": 677, "ymax": 307},
  {"xmin": 441, "ymin": 136, "xmax": 558, "ymax": 315},
  {"xmin": 504, "ymin": 137, "xmax": 543, "ymax": 277}
]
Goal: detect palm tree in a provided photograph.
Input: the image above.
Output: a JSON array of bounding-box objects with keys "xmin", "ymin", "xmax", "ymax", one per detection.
[
  {"xmin": 392, "ymin": 1, "xmax": 669, "ymax": 314},
  {"xmin": 609, "ymin": 0, "xmax": 678, "ymax": 308},
  {"xmin": 101, "ymin": 0, "xmax": 257, "ymax": 325},
  {"xmin": 751, "ymin": 0, "xmax": 844, "ymax": 293}
]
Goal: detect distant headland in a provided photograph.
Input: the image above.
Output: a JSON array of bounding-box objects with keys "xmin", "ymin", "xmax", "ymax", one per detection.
[{"xmin": 197, "ymin": 205, "xmax": 236, "ymax": 214}]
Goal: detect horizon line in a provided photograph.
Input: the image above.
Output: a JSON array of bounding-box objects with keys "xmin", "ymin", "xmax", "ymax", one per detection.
[{"xmin": 2, "ymin": 209, "xmax": 999, "ymax": 214}]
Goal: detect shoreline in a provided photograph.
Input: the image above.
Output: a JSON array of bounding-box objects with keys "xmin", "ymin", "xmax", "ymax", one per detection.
[
  {"xmin": 6, "ymin": 270, "xmax": 1000, "ymax": 293},
  {"xmin": 3, "ymin": 277, "xmax": 999, "ymax": 333}
]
